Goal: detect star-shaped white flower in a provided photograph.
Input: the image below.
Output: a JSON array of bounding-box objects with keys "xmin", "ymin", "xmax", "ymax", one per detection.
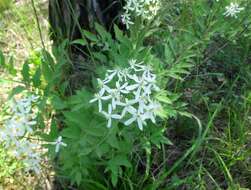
[
  {"xmin": 129, "ymin": 59, "xmax": 145, "ymax": 72},
  {"xmin": 124, "ymin": 107, "xmax": 147, "ymax": 130},
  {"xmin": 121, "ymin": 13, "xmax": 134, "ymax": 29},
  {"xmin": 5, "ymin": 118, "xmax": 27, "ymax": 137},
  {"xmin": 97, "ymin": 78, "xmax": 110, "ymax": 95},
  {"xmin": 116, "ymin": 98, "xmax": 138, "ymax": 117},
  {"xmin": 106, "ymin": 83, "xmax": 128, "ymax": 109},
  {"xmin": 51, "ymin": 136, "xmax": 67, "ymax": 153},
  {"xmin": 126, "ymin": 76, "xmax": 147, "ymax": 97},
  {"xmin": 102, "ymin": 105, "xmax": 121, "ymax": 128},
  {"xmin": 144, "ymin": 101, "xmax": 161, "ymax": 123},
  {"xmin": 223, "ymin": 2, "xmax": 244, "ymax": 18},
  {"xmin": 89, "ymin": 91, "xmax": 111, "ymax": 112}
]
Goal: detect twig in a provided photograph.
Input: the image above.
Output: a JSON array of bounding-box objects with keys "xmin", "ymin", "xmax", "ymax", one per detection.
[{"xmin": 30, "ymin": 0, "xmax": 46, "ymax": 50}]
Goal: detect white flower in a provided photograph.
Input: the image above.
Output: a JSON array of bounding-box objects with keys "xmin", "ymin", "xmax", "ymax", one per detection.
[
  {"xmin": 117, "ymin": 98, "xmax": 138, "ymax": 117},
  {"xmin": 51, "ymin": 136, "xmax": 67, "ymax": 153},
  {"xmin": 115, "ymin": 81, "xmax": 129, "ymax": 94},
  {"xmin": 106, "ymin": 81, "xmax": 129, "ymax": 109},
  {"xmin": 129, "ymin": 59, "xmax": 145, "ymax": 71},
  {"xmin": 121, "ymin": 0, "xmax": 161, "ymax": 29},
  {"xmin": 102, "ymin": 105, "xmax": 121, "ymax": 128},
  {"xmin": 5, "ymin": 119, "xmax": 26, "ymax": 137},
  {"xmin": 144, "ymin": 101, "xmax": 162, "ymax": 123},
  {"xmin": 127, "ymin": 76, "xmax": 147, "ymax": 96},
  {"xmin": 0, "ymin": 94, "xmax": 42, "ymax": 174},
  {"xmin": 90, "ymin": 59, "xmax": 161, "ymax": 130},
  {"xmin": 121, "ymin": 13, "xmax": 134, "ymax": 29},
  {"xmin": 89, "ymin": 91, "xmax": 111, "ymax": 112},
  {"xmin": 97, "ymin": 78, "xmax": 110, "ymax": 95},
  {"xmin": 223, "ymin": 2, "xmax": 244, "ymax": 18},
  {"xmin": 124, "ymin": 107, "xmax": 147, "ymax": 130}
]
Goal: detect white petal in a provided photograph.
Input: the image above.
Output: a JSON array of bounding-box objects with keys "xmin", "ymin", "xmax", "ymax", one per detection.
[
  {"xmin": 116, "ymin": 101, "xmax": 126, "ymax": 106},
  {"xmin": 98, "ymin": 100, "xmax": 102, "ymax": 112},
  {"xmin": 111, "ymin": 114, "xmax": 121, "ymax": 120},
  {"xmin": 127, "ymin": 106, "xmax": 137, "ymax": 115},
  {"xmin": 137, "ymin": 119, "xmax": 143, "ymax": 130},
  {"xmin": 55, "ymin": 144, "xmax": 60, "ymax": 153},
  {"xmin": 100, "ymin": 88, "xmax": 105, "ymax": 95},
  {"xmin": 61, "ymin": 142, "xmax": 67, "ymax": 147},
  {"xmin": 112, "ymin": 98, "xmax": 116, "ymax": 110},
  {"xmin": 124, "ymin": 117, "xmax": 136, "ymax": 126},
  {"xmin": 126, "ymin": 84, "xmax": 139, "ymax": 91},
  {"xmin": 107, "ymin": 118, "xmax": 112, "ymax": 128},
  {"xmin": 89, "ymin": 97, "xmax": 98, "ymax": 103},
  {"xmin": 101, "ymin": 95, "xmax": 112, "ymax": 100},
  {"xmin": 108, "ymin": 104, "xmax": 112, "ymax": 114}
]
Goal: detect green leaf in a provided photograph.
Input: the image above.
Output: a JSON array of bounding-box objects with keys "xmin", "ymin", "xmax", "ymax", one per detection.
[
  {"xmin": 93, "ymin": 52, "xmax": 107, "ymax": 63},
  {"xmin": 21, "ymin": 61, "xmax": 30, "ymax": 84},
  {"xmin": 51, "ymin": 95, "xmax": 67, "ymax": 110},
  {"xmin": 68, "ymin": 89, "xmax": 92, "ymax": 109},
  {"xmin": 114, "ymin": 24, "xmax": 124, "ymax": 42},
  {"xmin": 41, "ymin": 51, "xmax": 54, "ymax": 82},
  {"xmin": 32, "ymin": 67, "xmax": 41, "ymax": 87},
  {"xmin": 82, "ymin": 30, "xmax": 98, "ymax": 42},
  {"xmin": 7, "ymin": 56, "xmax": 17, "ymax": 75},
  {"xmin": 8, "ymin": 86, "xmax": 26, "ymax": 99},
  {"xmin": 156, "ymin": 92, "xmax": 173, "ymax": 104},
  {"xmin": 95, "ymin": 143, "xmax": 110, "ymax": 158},
  {"xmin": 108, "ymin": 155, "xmax": 132, "ymax": 168},
  {"xmin": 0, "ymin": 50, "xmax": 5, "ymax": 67},
  {"xmin": 75, "ymin": 171, "xmax": 82, "ymax": 186},
  {"xmin": 61, "ymin": 127, "xmax": 81, "ymax": 139},
  {"xmin": 71, "ymin": 39, "xmax": 87, "ymax": 46},
  {"xmin": 95, "ymin": 22, "xmax": 111, "ymax": 40},
  {"xmin": 111, "ymin": 168, "xmax": 118, "ymax": 187}
]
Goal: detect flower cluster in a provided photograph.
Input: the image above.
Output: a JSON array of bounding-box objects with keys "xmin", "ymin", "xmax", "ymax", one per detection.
[
  {"xmin": 121, "ymin": 0, "xmax": 161, "ymax": 29},
  {"xmin": 223, "ymin": 2, "xmax": 244, "ymax": 18},
  {"xmin": 0, "ymin": 95, "xmax": 42, "ymax": 173},
  {"xmin": 90, "ymin": 59, "xmax": 162, "ymax": 130}
]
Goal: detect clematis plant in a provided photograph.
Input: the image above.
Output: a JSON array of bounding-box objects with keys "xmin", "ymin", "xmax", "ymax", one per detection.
[
  {"xmin": 223, "ymin": 2, "xmax": 244, "ymax": 18},
  {"xmin": 90, "ymin": 59, "xmax": 162, "ymax": 130},
  {"xmin": 121, "ymin": 0, "xmax": 161, "ymax": 29}
]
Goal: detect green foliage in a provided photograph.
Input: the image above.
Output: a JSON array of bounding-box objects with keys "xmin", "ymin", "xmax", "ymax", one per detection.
[{"xmin": 0, "ymin": 0, "xmax": 12, "ymax": 12}]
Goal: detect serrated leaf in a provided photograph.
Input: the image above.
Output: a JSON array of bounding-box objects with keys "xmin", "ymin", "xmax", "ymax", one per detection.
[{"xmin": 61, "ymin": 127, "xmax": 81, "ymax": 139}]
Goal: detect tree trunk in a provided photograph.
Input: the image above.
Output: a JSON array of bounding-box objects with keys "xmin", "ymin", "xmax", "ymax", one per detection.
[
  {"xmin": 49, "ymin": 0, "xmax": 123, "ymax": 44},
  {"xmin": 48, "ymin": 0, "xmax": 124, "ymax": 91}
]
